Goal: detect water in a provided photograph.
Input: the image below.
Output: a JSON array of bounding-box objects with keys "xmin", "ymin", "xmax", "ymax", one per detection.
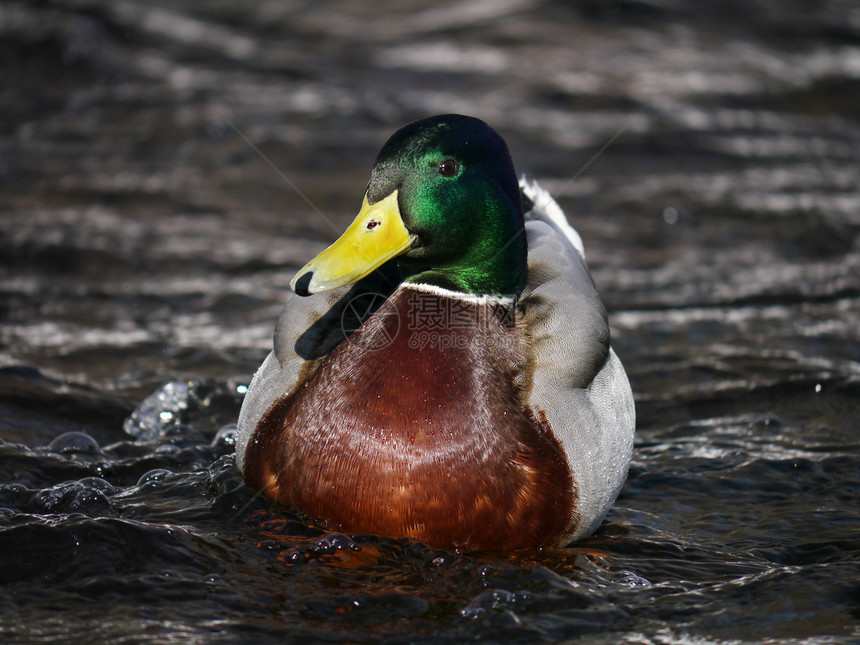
[{"xmin": 2, "ymin": 0, "xmax": 860, "ymax": 642}]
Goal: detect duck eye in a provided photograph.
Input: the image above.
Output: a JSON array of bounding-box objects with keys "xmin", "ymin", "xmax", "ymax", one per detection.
[
  {"xmin": 438, "ymin": 158, "xmax": 460, "ymax": 178},
  {"xmin": 366, "ymin": 219, "xmax": 380, "ymax": 230}
]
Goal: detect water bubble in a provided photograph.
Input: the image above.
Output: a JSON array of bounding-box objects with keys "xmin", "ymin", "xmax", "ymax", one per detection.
[
  {"xmin": 136, "ymin": 468, "xmax": 172, "ymax": 487},
  {"xmin": 33, "ymin": 482, "xmax": 79, "ymax": 512},
  {"xmin": 32, "ymin": 479, "xmax": 114, "ymax": 516},
  {"xmin": 69, "ymin": 487, "xmax": 114, "ymax": 515},
  {"xmin": 309, "ymin": 533, "xmax": 360, "ymax": 554},
  {"xmin": 2, "ymin": 482, "xmax": 29, "ymax": 497},
  {"xmin": 210, "ymin": 424, "xmax": 238, "ymax": 451},
  {"xmin": 618, "ymin": 571, "xmax": 652, "ymax": 588},
  {"xmin": 77, "ymin": 477, "xmax": 117, "ymax": 495},
  {"xmin": 47, "ymin": 432, "xmax": 101, "ymax": 455},
  {"xmin": 289, "ymin": 550, "xmax": 309, "ymax": 563}
]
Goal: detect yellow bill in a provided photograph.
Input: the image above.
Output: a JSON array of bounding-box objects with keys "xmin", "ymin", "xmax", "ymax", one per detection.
[{"xmin": 290, "ymin": 190, "xmax": 415, "ymax": 296}]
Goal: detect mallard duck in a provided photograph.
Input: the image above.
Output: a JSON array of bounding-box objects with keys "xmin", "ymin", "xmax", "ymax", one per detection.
[{"xmin": 235, "ymin": 114, "xmax": 634, "ymax": 552}]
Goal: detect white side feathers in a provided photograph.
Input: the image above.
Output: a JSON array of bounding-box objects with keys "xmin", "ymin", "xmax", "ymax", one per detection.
[{"xmin": 520, "ymin": 177, "xmax": 586, "ymax": 259}]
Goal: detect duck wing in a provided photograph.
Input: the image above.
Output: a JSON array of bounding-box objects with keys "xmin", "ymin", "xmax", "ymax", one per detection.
[{"xmin": 518, "ymin": 178, "xmax": 635, "ymax": 541}]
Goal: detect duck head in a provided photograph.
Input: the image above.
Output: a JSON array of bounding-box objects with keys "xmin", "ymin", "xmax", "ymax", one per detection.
[{"xmin": 290, "ymin": 114, "xmax": 527, "ymax": 297}]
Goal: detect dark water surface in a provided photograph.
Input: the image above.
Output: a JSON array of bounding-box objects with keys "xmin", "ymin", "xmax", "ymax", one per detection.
[{"xmin": 2, "ymin": 1, "xmax": 860, "ymax": 643}]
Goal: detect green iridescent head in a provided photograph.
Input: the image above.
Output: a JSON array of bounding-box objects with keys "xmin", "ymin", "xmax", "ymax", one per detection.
[{"xmin": 291, "ymin": 114, "xmax": 527, "ymax": 297}]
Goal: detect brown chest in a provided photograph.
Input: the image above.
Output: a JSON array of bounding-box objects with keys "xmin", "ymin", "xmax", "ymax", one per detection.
[{"xmin": 243, "ymin": 288, "xmax": 577, "ymax": 551}]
